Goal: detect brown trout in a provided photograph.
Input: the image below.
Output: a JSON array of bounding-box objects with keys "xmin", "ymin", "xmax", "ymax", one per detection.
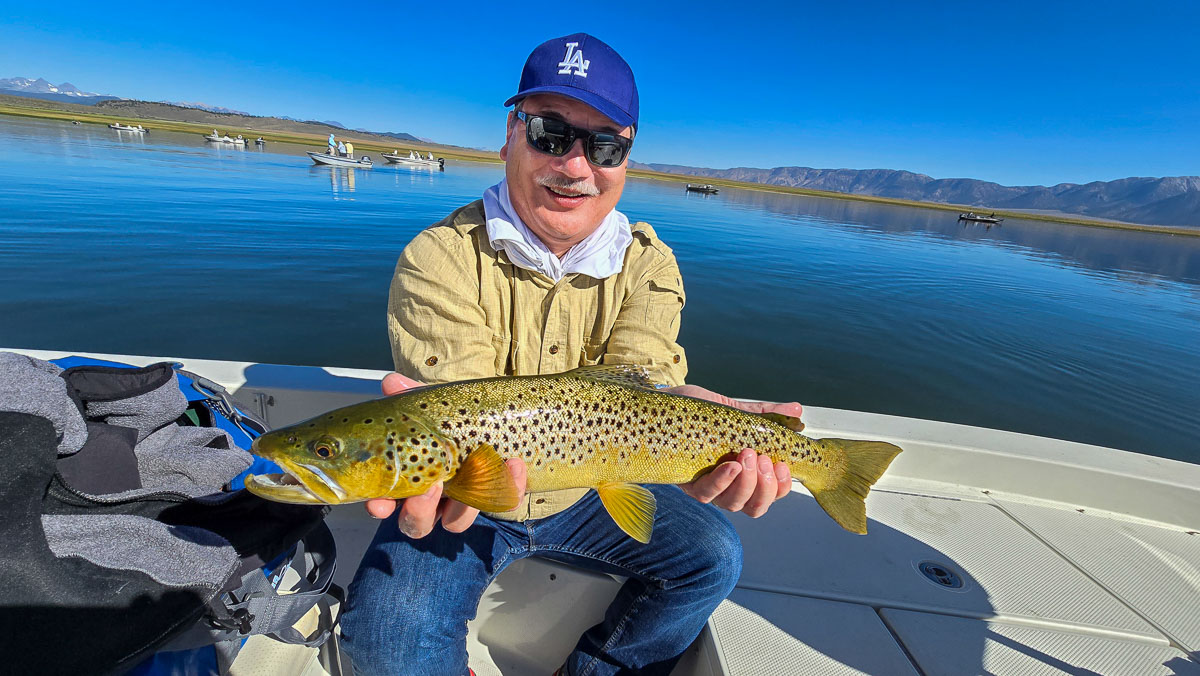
[{"xmin": 245, "ymin": 365, "xmax": 901, "ymax": 542}]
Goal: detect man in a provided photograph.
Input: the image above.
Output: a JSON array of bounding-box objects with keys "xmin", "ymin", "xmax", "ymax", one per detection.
[{"xmin": 340, "ymin": 33, "xmax": 801, "ymax": 676}]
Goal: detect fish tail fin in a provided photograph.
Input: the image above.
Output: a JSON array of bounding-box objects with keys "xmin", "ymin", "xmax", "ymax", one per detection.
[{"xmin": 802, "ymin": 439, "xmax": 902, "ymax": 535}]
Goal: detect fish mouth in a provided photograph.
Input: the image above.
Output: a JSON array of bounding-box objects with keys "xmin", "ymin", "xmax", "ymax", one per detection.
[{"xmin": 244, "ymin": 459, "xmax": 351, "ymax": 505}]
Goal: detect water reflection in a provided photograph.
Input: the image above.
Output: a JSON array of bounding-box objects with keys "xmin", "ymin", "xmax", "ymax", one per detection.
[
  {"xmin": 317, "ymin": 166, "xmax": 357, "ymax": 198},
  {"xmin": 714, "ymin": 186, "xmax": 1200, "ymax": 287}
]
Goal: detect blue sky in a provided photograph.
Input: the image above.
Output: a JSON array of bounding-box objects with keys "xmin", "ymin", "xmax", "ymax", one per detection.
[{"xmin": 1, "ymin": 1, "xmax": 1195, "ymax": 186}]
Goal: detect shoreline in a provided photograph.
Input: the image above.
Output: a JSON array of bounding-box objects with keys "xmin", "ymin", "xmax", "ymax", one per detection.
[{"xmin": 2, "ymin": 104, "xmax": 1195, "ymax": 238}]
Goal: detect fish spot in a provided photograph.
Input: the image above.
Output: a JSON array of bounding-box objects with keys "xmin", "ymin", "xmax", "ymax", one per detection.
[
  {"xmin": 364, "ymin": 419, "xmax": 373, "ymax": 424},
  {"xmin": 410, "ymin": 455, "xmax": 419, "ymax": 463},
  {"xmin": 386, "ymin": 450, "xmax": 394, "ymax": 459},
  {"xmin": 386, "ymin": 418, "xmax": 394, "ymax": 424},
  {"xmin": 412, "ymin": 476, "xmax": 421, "ymax": 483},
  {"xmin": 420, "ymin": 403, "xmax": 428, "ymax": 409},
  {"xmin": 342, "ymin": 418, "xmax": 349, "ymax": 423}
]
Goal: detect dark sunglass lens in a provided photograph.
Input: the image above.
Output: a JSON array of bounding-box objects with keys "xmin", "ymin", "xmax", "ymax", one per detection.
[
  {"xmin": 527, "ymin": 116, "xmax": 574, "ymax": 156},
  {"xmin": 587, "ymin": 136, "xmax": 629, "ymax": 167}
]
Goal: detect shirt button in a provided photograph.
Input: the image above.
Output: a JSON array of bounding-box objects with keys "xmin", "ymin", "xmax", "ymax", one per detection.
[
  {"xmin": 535, "ymin": 498, "xmax": 546, "ymax": 504},
  {"xmin": 673, "ymin": 354, "xmax": 681, "ymax": 364},
  {"xmin": 548, "ymin": 345, "xmax": 559, "ymax": 355}
]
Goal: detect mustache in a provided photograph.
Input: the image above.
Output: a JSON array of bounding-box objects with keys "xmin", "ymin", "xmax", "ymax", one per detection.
[{"xmin": 535, "ymin": 174, "xmax": 600, "ymax": 197}]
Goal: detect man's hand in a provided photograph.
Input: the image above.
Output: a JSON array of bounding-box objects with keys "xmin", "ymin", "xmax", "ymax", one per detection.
[
  {"xmin": 668, "ymin": 384, "xmax": 801, "ymax": 518},
  {"xmin": 364, "ymin": 373, "xmax": 528, "ymax": 538}
]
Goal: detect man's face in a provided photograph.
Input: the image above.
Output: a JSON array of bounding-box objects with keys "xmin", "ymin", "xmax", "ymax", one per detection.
[{"xmin": 500, "ymin": 94, "xmax": 632, "ymax": 256}]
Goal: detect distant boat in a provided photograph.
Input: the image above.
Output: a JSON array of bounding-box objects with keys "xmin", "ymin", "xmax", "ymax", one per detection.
[
  {"xmin": 686, "ymin": 184, "xmax": 719, "ymax": 194},
  {"xmin": 109, "ymin": 123, "xmax": 147, "ymax": 133},
  {"xmin": 71, "ymin": 120, "xmax": 81, "ymax": 125},
  {"xmin": 381, "ymin": 150, "xmax": 444, "ymax": 169},
  {"xmin": 203, "ymin": 132, "xmax": 246, "ymax": 146},
  {"xmin": 255, "ymin": 137, "xmax": 266, "ymax": 146},
  {"xmin": 308, "ymin": 151, "xmax": 373, "ymax": 168},
  {"xmin": 958, "ymin": 212, "xmax": 1004, "ymax": 224}
]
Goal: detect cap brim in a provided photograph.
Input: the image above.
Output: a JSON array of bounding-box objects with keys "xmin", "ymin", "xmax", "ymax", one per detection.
[{"xmin": 504, "ymin": 85, "xmax": 635, "ymax": 129}]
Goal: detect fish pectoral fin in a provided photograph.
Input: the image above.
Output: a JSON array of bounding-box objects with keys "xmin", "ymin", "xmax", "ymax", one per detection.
[
  {"xmin": 758, "ymin": 412, "xmax": 805, "ymax": 433},
  {"xmin": 596, "ymin": 482, "xmax": 657, "ymax": 544},
  {"xmin": 443, "ymin": 443, "xmax": 521, "ymax": 513},
  {"xmin": 565, "ymin": 365, "xmax": 660, "ymax": 390}
]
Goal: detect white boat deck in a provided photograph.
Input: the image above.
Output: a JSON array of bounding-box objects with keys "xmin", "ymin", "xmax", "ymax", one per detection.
[{"xmin": 12, "ymin": 349, "xmax": 1200, "ymax": 675}]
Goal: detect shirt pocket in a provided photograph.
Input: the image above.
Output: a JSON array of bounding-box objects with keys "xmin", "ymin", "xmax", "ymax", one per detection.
[{"xmin": 580, "ymin": 338, "xmax": 608, "ymax": 366}]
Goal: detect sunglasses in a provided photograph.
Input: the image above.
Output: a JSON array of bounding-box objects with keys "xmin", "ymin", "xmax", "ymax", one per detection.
[{"xmin": 516, "ymin": 111, "xmax": 633, "ymax": 168}]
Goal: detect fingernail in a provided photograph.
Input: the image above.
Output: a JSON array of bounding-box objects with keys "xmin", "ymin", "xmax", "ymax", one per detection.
[
  {"xmin": 774, "ymin": 464, "xmax": 790, "ymax": 482},
  {"xmin": 742, "ymin": 454, "xmax": 756, "ymax": 471},
  {"xmin": 757, "ymin": 456, "xmax": 773, "ymax": 476}
]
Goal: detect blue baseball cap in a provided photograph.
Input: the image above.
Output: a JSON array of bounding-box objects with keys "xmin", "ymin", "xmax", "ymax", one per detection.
[{"xmin": 504, "ymin": 33, "xmax": 639, "ymax": 129}]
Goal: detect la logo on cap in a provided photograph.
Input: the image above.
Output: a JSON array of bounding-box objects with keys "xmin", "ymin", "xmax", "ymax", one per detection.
[{"xmin": 557, "ymin": 42, "xmax": 590, "ymax": 77}]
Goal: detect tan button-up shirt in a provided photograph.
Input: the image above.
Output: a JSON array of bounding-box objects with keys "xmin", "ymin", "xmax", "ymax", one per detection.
[{"xmin": 387, "ymin": 200, "xmax": 688, "ymax": 520}]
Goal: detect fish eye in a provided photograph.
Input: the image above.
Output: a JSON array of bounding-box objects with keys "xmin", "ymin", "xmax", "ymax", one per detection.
[{"xmin": 310, "ymin": 436, "xmax": 341, "ymax": 459}]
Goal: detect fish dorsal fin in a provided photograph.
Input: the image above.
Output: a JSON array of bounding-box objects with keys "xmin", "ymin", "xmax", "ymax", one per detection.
[
  {"xmin": 596, "ymin": 482, "xmax": 657, "ymax": 544},
  {"xmin": 758, "ymin": 412, "xmax": 805, "ymax": 433},
  {"xmin": 565, "ymin": 364, "xmax": 659, "ymax": 390},
  {"xmin": 443, "ymin": 443, "xmax": 520, "ymax": 513}
]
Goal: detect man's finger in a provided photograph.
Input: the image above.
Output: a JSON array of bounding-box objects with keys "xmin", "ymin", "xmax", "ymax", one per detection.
[
  {"xmin": 773, "ymin": 462, "xmax": 792, "ymax": 501},
  {"xmin": 741, "ymin": 455, "xmax": 778, "ymax": 518},
  {"xmin": 397, "ymin": 481, "xmax": 443, "ymax": 538},
  {"xmin": 681, "ymin": 462, "xmax": 741, "ymax": 503},
  {"xmin": 441, "ymin": 500, "xmax": 480, "ymax": 533},
  {"xmin": 507, "ymin": 457, "xmax": 528, "ymax": 496},
  {"xmin": 382, "ymin": 372, "xmax": 424, "ymax": 396},
  {"xmin": 711, "ymin": 449, "xmax": 759, "ymax": 512},
  {"xmin": 365, "ymin": 498, "xmax": 398, "ymax": 519}
]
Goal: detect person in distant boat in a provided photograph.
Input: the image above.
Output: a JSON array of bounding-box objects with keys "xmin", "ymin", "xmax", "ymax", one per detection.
[
  {"xmin": 345, "ymin": 142, "xmax": 354, "ymax": 159},
  {"xmin": 340, "ymin": 33, "xmax": 802, "ymax": 676},
  {"xmin": 337, "ymin": 140, "xmax": 346, "ymax": 157},
  {"xmin": 328, "ymin": 133, "xmax": 336, "ymax": 155}
]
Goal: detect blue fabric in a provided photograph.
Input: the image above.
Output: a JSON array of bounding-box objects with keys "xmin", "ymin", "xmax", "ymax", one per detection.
[
  {"xmin": 504, "ymin": 33, "xmax": 639, "ymax": 128},
  {"xmin": 340, "ymin": 485, "xmax": 742, "ymax": 676},
  {"xmin": 126, "ymin": 648, "xmax": 219, "ymax": 676}
]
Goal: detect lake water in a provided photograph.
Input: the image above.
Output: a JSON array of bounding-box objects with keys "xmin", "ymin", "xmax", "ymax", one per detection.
[{"xmin": 1, "ymin": 116, "xmax": 1197, "ymax": 464}]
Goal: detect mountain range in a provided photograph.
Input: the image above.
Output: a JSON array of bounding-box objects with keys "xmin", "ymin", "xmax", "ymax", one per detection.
[
  {"xmin": 631, "ymin": 162, "xmax": 1199, "ymax": 227},
  {"xmin": 0, "ymin": 77, "xmax": 119, "ymax": 104}
]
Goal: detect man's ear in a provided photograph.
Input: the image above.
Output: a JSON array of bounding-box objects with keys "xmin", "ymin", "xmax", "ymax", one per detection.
[{"xmin": 500, "ymin": 111, "xmax": 517, "ymax": 161}]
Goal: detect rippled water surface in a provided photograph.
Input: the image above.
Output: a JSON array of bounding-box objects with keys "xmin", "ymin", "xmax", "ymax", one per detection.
[{"xmin": 1, "ymin": 116, "xmax": 1197, "ymax": 463}]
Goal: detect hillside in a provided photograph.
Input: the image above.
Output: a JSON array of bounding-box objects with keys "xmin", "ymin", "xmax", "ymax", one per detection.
[{"xmin": 633, "ymin": 162, "xmax": 1200, "ymax": 227}]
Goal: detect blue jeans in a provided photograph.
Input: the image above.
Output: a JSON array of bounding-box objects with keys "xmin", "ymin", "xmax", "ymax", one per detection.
[{"xmin": 340, "ymin": 485, "xmax": 743, "ymax": 676}]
